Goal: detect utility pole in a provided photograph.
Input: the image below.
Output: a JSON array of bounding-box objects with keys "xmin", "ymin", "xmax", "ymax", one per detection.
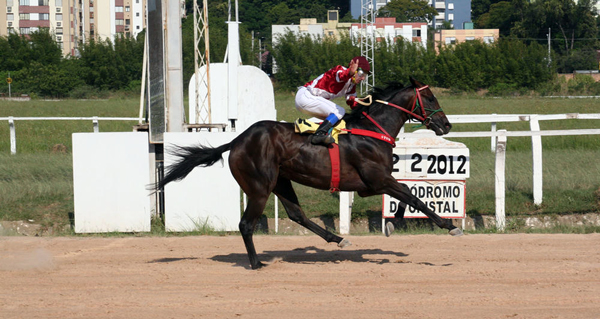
[{"xmin": 547, "ymin": 28, "xmax": 551, "ymax": 68}]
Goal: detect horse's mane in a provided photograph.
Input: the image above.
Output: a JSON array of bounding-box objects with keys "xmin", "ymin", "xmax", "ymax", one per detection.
[{"xmin": 343, "ymin": 82, "xmax": 406, "ymax": 123}]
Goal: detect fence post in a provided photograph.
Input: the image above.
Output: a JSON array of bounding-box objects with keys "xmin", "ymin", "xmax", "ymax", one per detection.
[
  {"xmin": 93, "ymin": 117, "xmax": 99, "ymax": 133},
  {"xmin": 530, "ymin": 115, "xmax": 543, "ymax": 205},
  {"xmin": 9, "ymin": 117, "xmax": 16, "ymax": 155},
  {"xmin": 490, "ymin": 113, "xmax": 497, "ymax": 152},
  {"xmin": 339, "ymin": 191, "xmax": 354, "ymax": 235},
  {"xmin": 495, "ymin": 130, "xmax": 507, "ymax": 231}
]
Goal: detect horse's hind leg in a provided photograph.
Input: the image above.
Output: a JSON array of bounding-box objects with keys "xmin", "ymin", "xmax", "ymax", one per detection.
[
  {"xmin": 273, "ymin": 177, "xmax": 350, "ymax": 247},
  {"xmin": 381, "ymin": 178, "xmax": 463, "ymax": 236},
  {"xmin": 239, "ymin": 196, "xmax": 269, "ymax": 269}
]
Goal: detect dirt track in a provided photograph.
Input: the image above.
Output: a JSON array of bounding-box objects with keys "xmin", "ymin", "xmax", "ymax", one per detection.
[{"xmin": 1, "ymin": 234, "xmax": 599, "ymax": 319}]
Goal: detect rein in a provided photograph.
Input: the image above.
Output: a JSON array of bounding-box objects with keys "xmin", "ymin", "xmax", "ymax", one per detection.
[{"xmin": 344, "ymin": 85, "xmax": 439, "ymax": 147}]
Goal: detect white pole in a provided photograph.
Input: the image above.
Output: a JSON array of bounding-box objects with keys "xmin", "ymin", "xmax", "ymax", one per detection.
[
  {"xmin": 9, "ymin": 117, "xmax": 16, "ymax": 155},
  {"xmin": 490, "ymin": 113, "xmax": 497, "ymax": 152},
  {"xmin": 339, "ymin": 191, "xmax": 353, "ymax": 235},
  {"xmin": 274, "ymin": 196, "xmax": 278, "ymax": 233},
  {"xmin": 530, "ymin": 115, "xmax": 543, "ymax": 205},
  {"xmin": 93, "ymin": 117, "xmax": 99, "ymax": 133},
  {"xmin": 495, "ymin": 130, "xmax": 507, "ymax": 231},
  {"xmin": 138, "ymin": 33, "xmax": 148, "ymax": 124}
]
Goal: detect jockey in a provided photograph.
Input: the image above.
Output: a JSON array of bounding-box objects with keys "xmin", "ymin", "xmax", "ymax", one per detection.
[{"xmin": 295, "ymin": 56, "xmax": 371, "ymax": 145}]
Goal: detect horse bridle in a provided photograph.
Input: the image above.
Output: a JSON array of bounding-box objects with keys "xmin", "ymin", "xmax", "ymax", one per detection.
[{"xmin": 375, "ymin": 85, "xmax": 441, "ymax": 126}]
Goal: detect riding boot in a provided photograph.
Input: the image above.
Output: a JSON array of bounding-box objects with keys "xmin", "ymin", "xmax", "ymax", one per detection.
[{"xmin": 311, "ymin": 120, "xmax": 335, "ymax": 145}]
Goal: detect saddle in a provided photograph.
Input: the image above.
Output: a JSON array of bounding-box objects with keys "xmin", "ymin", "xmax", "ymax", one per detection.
[
  {"xmin": 294, "ymin": 118, "xmax": 347, "ymax": 192},
  {"xmin": 294, "ymin": 119, "xmax": 348, "ymax": 145}
]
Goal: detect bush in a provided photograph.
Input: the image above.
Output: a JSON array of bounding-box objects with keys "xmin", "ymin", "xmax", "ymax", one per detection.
[
  {"xmin": 69, "ymin": 85, "xmax": 102, "ymax": 99},
  {"xmin": 487, "ymin": 82, "xmax": 518, "ymax": 96}
]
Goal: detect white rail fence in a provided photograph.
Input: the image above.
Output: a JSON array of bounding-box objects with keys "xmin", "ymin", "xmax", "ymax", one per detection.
[
  {"xmin": 1, "ymin": 116, "xmax": 141, "ymax": 155},
  {"xmin": 3, "ymin": 113, "xmax": 600, "ymax": 233}
]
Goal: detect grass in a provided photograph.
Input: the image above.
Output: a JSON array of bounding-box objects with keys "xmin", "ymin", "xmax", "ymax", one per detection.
[{"xmin": 1, "ymin": 93, "xmax": 599, "ymax": 234}]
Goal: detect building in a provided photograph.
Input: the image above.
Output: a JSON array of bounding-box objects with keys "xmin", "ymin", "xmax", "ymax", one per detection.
[
  {"xmin": 434, "ymin": 28, "xmax": 499, "ymax": 49},
  {"xmin": 273, "ymin": 14, "xmax": 427, "ymax": 48},
  {"xmin": 350, "ymin": 0, "xmax": 472, "ymax": 30},
  {"xmin": 350, "ymin": 17, "xmax": 428, "ymax": 47},
  {"xmin": 0, "ymin": 0, "xmax": 146, "ymax": 57},
  {"xmin": 272, "ymin": 10, "xmax": 354, "ymax": 43},
  {"xmin": 430, "ymin": 0, "xmax": 471, "ymax": 30}
]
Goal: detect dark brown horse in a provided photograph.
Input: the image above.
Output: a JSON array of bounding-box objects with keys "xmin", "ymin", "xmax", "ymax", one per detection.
[{"xmin": 158, "ymin": 77, "xmax": 462, "ymax": 269}]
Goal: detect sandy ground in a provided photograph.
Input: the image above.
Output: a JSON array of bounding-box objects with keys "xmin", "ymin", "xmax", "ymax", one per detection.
[{"xmin": 1, "ymin": 234, "xmax": 599, "ymax": 319}]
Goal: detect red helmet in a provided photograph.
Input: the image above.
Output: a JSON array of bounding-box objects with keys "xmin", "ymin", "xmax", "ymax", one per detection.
[{"xmin": 351, "ymin": 56, "xmax": 370, "ymax": 75}]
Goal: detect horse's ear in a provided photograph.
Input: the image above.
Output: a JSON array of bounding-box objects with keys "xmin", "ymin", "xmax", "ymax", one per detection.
[{"xmin": 409, "ymin": 76, "xmax": 424, "ymax": 88}]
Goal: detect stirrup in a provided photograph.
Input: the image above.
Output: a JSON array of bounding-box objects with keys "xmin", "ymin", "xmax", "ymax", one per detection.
[{"xmin": 311, "ymin": 133, "xmax": 335, "ymax": 145}]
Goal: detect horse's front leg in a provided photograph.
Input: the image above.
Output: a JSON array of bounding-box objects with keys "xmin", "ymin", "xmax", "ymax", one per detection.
[{"xmin": 378, "ymin": 178, "xmax": 463, "ymax": 236}]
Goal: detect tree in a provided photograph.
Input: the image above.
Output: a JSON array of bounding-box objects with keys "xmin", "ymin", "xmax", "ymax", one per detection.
[{"xmin": 376, "ymin": 0, "xmax": 437, "ymax": 22}]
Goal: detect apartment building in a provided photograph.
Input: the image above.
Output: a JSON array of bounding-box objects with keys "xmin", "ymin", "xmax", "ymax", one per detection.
[
  {"xmin": 0, "ymin": 0, "xmax": 146, "ymax": 57},
  {"xmin": 350, "ymin": 0, "xmax": 472, "ymax": 30}
]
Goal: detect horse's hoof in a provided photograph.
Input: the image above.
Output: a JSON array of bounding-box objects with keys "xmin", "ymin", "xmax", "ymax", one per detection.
[
  {"xmin": 338, "ymin": 238, "xmax": 352, "ymax": 248},
  {"xmin": 449, "ymin": 228, "xmax": 464, "ymax": 236},
  {"xmin": 251, "ymin": 261, "xmax": 266, "ymax": 270},
  {"xmin": 385, "ymin": 221, "xmax": 394, "ymax": 237}
]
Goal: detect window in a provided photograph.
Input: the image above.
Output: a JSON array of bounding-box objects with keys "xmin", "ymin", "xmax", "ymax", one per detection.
[
  {"xmin": 56, "ymin": 7, "xmax": 61, "ymax": 12},
  {"xmin": 20, "ymin": 13, "xmax": 30, "ymax": 20},
  {"xmin": 448, "ymin": 13, "xmax": 454, "ymax": 20},
  {"xmin": 20, "ymin": 0, "xmax": 30, "ymax": 5},
  {"xmin": 136, "ymin": 12, "xmax": 140, "ymax": 17},
  {"xmin": 445, "ymin": 37, "xmax": 456, "ymax": 45},
  {"xmin": 56, "ymin": 0, "xmax": 62, "ymax": 5},
  {"xmin": 125, "ymin": 6, "xmax": 130, "ymax": 12},
  {"xmin": 56, "ymin": 27, "xmax": 62, "ymax": 34},
  {"xmin": 7, "ymin": 13, "xmax": 14, "ymax": 20},
  {"xmin": 40, "ymin": 13, "xmax": 49, "ymax": 20},
  {"xmin": 7, "ymin": 0, "xmax": 14, "ymax": 6},
  {"xmin": 56, "ymin": 21, "xmax": 62, "ymax": 27},
  {"xmin": 38, "ymin": 0, "xmax": 49, "ymax": 5},
  {"xmin": 8, "ymin": 22, "xmax": 13, "ymax": 27},
  {"xmin": 20, "ymin": 27, "xmax": 30, "ymax": 34},
  {"xmin": 484, "ymin": 36, "xmax": 494, "ymax": 44},
  {"xmin": 136, "ymin": 25, "xmax": 140, "ymax": 30},
  {"xmin": 448, "ymin": 3, "xmax": 454, "ymax": 10},
  {"xmin": 55, "ymin": 13, "xmax": 62, "ymax": 21},
  {"xmin": 7, "ymin": 7, "xmax": 12, "ymax": 12},
  {"xmin": 126, "ymin": 19, "xmax": 130, "ymax": 25},
  {"xmin": 116, "ymin": 19, "xmax": 124, "ymax": 25},
  {"xmin": 465, "ymin": 37, "xmax": 475, "ymax": 41},
  {"xmin": 8, "ymin": 27, "xmax": 15, "ymax": 33},
  {"xmin": 412, "ymin": 29, "xmax": 421, "ymax": 37},
  {"xmin": 90, "ymin": 7, "xmax": 94, "ymax": 12},
  {"xmin": 116, "ymin": 6, "xmax": 123, "ymax": 12},
  {"xmin": 56, "ymin": 35, "xmax": 62, "ymax": 41}
]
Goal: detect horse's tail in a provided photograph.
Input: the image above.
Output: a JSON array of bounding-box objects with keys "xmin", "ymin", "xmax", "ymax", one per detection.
[{"xmin": 157, "ymin": 143, "xmax": 232, "ymax": 190}]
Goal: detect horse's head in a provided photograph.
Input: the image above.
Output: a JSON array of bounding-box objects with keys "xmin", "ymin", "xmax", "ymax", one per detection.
[{"xmin": 404, "ymin": 77, "xmax": 452, "ymax": 136}]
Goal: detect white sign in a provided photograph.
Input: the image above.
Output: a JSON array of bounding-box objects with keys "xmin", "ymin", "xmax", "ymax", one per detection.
[
  {"xmin": 73, "ymin": 132, "xmax": 151, "ymax": 233},
  {"xmin": 383, "ymin": 180, "xmax": 466, "ymax": 219},
  {"xmin": 392, "ymin": 130, "xmax": 470, "ymax": 180},
  {"xmin": 164, "ymin": 132, "xmax": 241, "ymax": 232},
  {"xmin": 392, "ymin": 148, "xmax": 469, "ymax": 180}
]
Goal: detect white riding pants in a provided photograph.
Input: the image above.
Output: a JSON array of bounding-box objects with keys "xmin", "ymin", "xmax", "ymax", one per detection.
[{"xmin": 295, "ymin": 86, "xmax": 345, "ymax": 121}]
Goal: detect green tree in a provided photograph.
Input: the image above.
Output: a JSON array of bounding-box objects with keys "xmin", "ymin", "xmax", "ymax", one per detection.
[{"xmin": 377, "ymin": 0, "xmax": 438, "ymax": 22}]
